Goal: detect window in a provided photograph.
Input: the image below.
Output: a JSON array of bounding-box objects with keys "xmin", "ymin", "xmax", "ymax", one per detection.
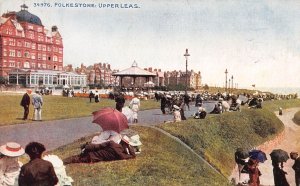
[
  {"xmin": 59, "ymin": 48, "xmax": 63, "ymax": 54},
  {"xmin": 3, "ymin": 49, "xmax": 7, "ymax": 56},
  {"xmin": 32, "ymin": 63, "xmax": 35, "ymax": 68},
  {"xmin": 28, "ymin": 25, "xmax": 33, "ymax": 30},
  {"xmin": 3, "ymin": 39, "xmax": 7, "ymax": 45},
  {"xmin": 47, "ymin": 46, "xmax": 51, "ymax": 51},
  {"xmin": 31, "ymin": 53, "xmax": 36, "ymax": 59},
  {"xmin": 42, "ymin": 64, "xmax": 46, "ymax": 69},
  {"xmin": 53, "ymin": 55, "xmax": 58, "ymax": 62},
  {"xmin": 59, "ymin": 57, "xmax": 62, "ymax": 62},
  {"xmin": 38, "ymin": 53, "xmax": 42, "ymax": 60},
  {"xmin": 38, "ymin": 63, "xmax": 41, "ymax": 68},
  {"xmin": 25, "ymin": 42, "xmax": 31, "ymax": 48},
  {"xmin": 42, "ymin": 45, "xmax": 46, "ymax": 51},
  {"xmin": 17, "ymin": 62, "xmax": 20, "ymax": 68},
  {"xmin": 9, "ymin": 39, "xmax": 15, "ymax": 46},
  {"xmin": 48, "ymin": 56, "xmax": 51, "ymax": 61},
  {"xmin": 17, "ymin": 41, "xmax": 22, "ymax": 47},
  {"xmin": 32, "ymin": 43, "xmax": 36, "ymax": 49},
  {"xmin": 29, "ymin": 31, "xmax": 34, "ymax": 39},
  {"xmin": 9, "ymin": 50, "xmax": 15, "ymax": 57},
  {"xmin": 24, "ymin": 51, "xmax": 30, "ymax": 58},
  {"xmin": 42, "ymin": 54, "xmax": 46, "ymax": 60},
  {"xmin": 9, "ymin": 60, "xmax": 15, "ymax": 67},
  {"xmin": 38, "ymin": 44, "xmax": 41, "ymax": 50},
  {"xmin": 24, "ymin": 62, "xmax": 30, "ymax": 68},
  {"xmin": 17, "ymin": 51, "xmax": 21, "ymax": 57},
  {"xmin": 56, "ymin": 39, "xmax": 61, "ymax": 45}
]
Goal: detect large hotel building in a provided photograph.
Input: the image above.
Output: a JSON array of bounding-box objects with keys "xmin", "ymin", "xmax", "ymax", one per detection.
[{"xmin": 0, "ymin": 4, "xmax": 86, "ymax": 87}]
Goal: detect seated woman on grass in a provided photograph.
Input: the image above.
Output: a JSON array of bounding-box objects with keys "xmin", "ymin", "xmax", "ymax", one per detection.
[{"xmin": 63, "ymin": 135, "xmax": 136, "ymax": 164}]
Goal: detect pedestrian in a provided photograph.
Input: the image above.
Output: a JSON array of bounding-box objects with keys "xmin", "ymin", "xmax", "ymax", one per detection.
[
  {"xmin": 248, "ymin": 158, "xmax": 261, "ymax": 186},
  {"xmin": 32, "ymin": 92, "xmax": 43, "ymax": 121},
  {"xmin": 0, "ymin": 142, "xmax": 25, "ymax": 186},
  {"xmin": 115, "ymin": 93, "xmax": 125, "ymax": 112},
  {"xmin": 234, "ymin": 148, "xmax": 248, "ymax": 184},
  {"xmin": 94, "ymin": 91, "xmax": 100, "ymax": 103},
  {"xmin": 129, "ymin": 96, "xmax": 140, "ymax": 123},
  {"xmin": 183, "ymin": 93, "xmax": 190, "ymax": 110},
  {"xmin": 272, "ymin": 160, "xmax": 290, "ymax": 186},
  {"xmin": 173, "ymin": 105, "xmax": 181, "ymax": 122},
  {"xmin": 179, "ymin": 98, "xmax": 186, "ymax": 120},
  {"xmin": 290, "ymin": 152, "xmax": 300, "ymax": 186},
  {"xmin": 20, "ymin": 89, "xmax": 31, "ymax": 120},
  {"xmin": 160, "ymin": 94, "xmax": 167, "ymax": 114},
  {"xmin": 19, "ymin": 142, "xmax": 58, "ymax": 186},
  {"xmin": 88, "ymin": 91, "xmax": 94, "ymax": 103}
]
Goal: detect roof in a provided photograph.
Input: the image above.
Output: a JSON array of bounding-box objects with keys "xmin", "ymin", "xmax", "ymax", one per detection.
[
  {"xmin": 16, "ymin": 8, "xmax": 43, "ymax": 26},
  {"xmin": 112, "ymin": 61, "xmax": 156, "ymax": 77}
]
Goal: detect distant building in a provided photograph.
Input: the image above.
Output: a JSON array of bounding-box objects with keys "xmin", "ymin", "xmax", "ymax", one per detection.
[
  {"xmin": 71, "ymin": 62, "xmax": 117, "ymax": 86},
  {"xmin": 164, "ymin": 70, "xmax": 201, "ymax": 90}
]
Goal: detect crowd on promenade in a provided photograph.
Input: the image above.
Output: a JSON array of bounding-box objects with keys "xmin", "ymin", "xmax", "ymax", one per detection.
[{"xmin": 4, "ymin": 87, "xmax": 299, "ymax": 185}]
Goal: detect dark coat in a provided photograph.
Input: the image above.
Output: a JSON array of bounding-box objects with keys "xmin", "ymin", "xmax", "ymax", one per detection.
[
  {"xmin": 273, "ymin": 166, "xmax": 289, "ymax": 186},
  {"xmin": 84, "ymin": 141, "xmax": 136, "ymax": 162},
  {"xmin": 20, "ymin": 93, "xmax": 30, "ymax": 107},
  {"xmin": 19, "ymin": 158, "xmax": 58, "ymax": 186}
]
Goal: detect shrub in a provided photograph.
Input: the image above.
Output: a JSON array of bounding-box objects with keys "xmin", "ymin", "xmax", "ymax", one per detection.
[{"xmin": 293, "ymin": 110, "xmax": 300, "ymax": 125}]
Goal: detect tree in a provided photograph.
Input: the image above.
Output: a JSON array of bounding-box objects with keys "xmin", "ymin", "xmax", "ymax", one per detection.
[{"xmin": 203, "ymin": 84, "xmax": 209, "ymax": 90}]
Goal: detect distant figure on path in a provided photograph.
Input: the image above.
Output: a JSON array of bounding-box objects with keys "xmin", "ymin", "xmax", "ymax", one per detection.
[
  {"xmin": 129, "ymin": 96, "xmax": 140, "ymax": 123},
  {"xmin": 20, "ymin": 89, "xmax": 31, "ymax": 120},
  {"xmin": 32, "ymin": 92, "xmax": 43, "ymax": 121},
  {"xmin": 94, "ymin": 91, "xmax": 100, "ymax": 103},
  {"xmin": 173, "ymin": 105, "xmax": 181, "ymax": 122},
  {"xmin": 183, "ymin": 93, "xmax": 190, "ymax": 111},
  {"xmin": 115, "ymin": 93, "xmax": 125, "ymax": 112},
  {"xmin": 0, "ymin": 142, "xmax": 25, "ymax": 186},
  {"xmin": 272, "ymin": 160, "xmax": 289, "ymax": 186},
  {"xmin": 160, "ymin": 94, "xmax": 167, "ymax": 114},
  {"xmin": 19, "ymin": 142, "xmax": 58, "ymax": 186},
  {"xmin": 290, "ymin": 152, "xmax": 300, "ymax": 186},
  {"xmin": 89, "ymin": 91, "xmax": 94, "ymax": 103}
]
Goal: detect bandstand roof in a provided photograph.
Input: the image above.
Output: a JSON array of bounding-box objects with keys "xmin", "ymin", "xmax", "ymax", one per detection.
[{"xmin": 112, "ymin": 61, "xmax": 156, "ymax": 77}]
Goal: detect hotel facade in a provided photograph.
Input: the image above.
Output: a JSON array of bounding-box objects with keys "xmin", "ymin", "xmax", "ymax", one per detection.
[{"xmin": 0, "ymin": 4, "xmax": 86, "ymax": 87}]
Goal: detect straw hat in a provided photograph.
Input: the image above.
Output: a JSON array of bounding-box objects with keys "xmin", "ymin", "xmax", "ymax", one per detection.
[
  {"xmin": 129, "ymin": 135, "xmax": 142, "ymax": 146},
  {"xmin": 173, "ymin": 105, "xmax": 180, "ymax": 110},
  {"xmin": 0, "ymin": 142, "xmax": 25, "ymax": 157}
]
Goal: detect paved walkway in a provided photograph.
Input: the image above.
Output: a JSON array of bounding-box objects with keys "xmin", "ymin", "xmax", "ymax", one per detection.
[
  {"xmin": 230, "ymin": 107, "xmax": 300, "ymax": 186},
  {"xmin": 0, "ymin": 106, "xmax": 197, "ymax": 151}
]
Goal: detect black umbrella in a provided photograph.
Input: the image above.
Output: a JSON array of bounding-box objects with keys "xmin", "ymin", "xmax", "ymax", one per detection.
[
  {"xmin": 249, "ymin": 149, "xmax": 267, "ymax": 163},
  {"xmin": 235, "ymin": 148, "xmax": 249, "ymax": 159},
  {"xmin": 270, "ymin": 149, "xmax": 289, "ymax": 163}
]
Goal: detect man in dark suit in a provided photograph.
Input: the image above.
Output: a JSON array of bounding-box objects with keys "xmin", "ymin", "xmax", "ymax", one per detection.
[
  {"xmin": 20, "ymin": 89, "xmax": 31, "ymax": 120},
  {"xmin": 291, "ymin": 152, "xmax": 300, "ymax": 186}
]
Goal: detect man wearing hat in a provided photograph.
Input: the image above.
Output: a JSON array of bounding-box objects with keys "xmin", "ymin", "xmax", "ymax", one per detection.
[
  {"xmin": 290, "ymin": 152, "xmax": 300, "ymax": 186},
  {"xmin": 20, "ymin": 89, "xmax": 31, "ymax": 120},
  {"xmin": 0, "ymin": 142, "xmax": 25, "ymax": 186}
]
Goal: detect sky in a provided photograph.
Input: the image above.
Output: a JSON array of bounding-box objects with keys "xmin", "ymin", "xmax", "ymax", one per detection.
[{"xmin": 1, "ymin": 0, "xmax": 300, "ymax": 89}]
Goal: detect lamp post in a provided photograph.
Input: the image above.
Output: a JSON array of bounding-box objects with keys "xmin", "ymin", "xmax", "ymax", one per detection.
[
  {"xmin": 184, "ymin": 49, "xmax": 190, "ymax": 94},
  {"xmin": 231, "ymin": 75, "xmax": 233, "ymax": 92},
  {"xmin": 229, "ymin": 79, "xmax": 231, "ymax": 93},
  {"xmin": 225, "ymin": 69, "xmax": 228, "ymax": 92}
]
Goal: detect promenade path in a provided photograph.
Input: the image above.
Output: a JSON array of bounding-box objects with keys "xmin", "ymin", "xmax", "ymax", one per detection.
[
  {"xmin": 0, "ymin": 106, "xmax": 197, "ymax": 151},
  {"xmin": 230, "ymin": 107, "xmax": 300, "ymax": 186}
]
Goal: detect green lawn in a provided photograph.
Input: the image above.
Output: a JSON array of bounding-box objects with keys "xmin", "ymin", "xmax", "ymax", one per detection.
[
  {"xmin": 0, "ymin": 94, "xmax": 160, "ymax": 126},
  {"xmin": 49, "ymin": 126, "xmax": 229, "ymax": 186}
]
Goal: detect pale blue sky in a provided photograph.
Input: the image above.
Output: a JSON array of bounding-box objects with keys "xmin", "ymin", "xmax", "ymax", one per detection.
[{"xmin": 1, "ymin": 0, "xmax": 300, "ymax": 88}]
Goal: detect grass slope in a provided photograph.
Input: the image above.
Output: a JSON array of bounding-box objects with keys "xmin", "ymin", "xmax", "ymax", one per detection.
[
  {"xmin": 50, "ymin": 126, "xmax": 229, "ymax": 186},
  {"xmin": 158, "ymin": 107, "xmax": 284, "ymax": 177}
]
